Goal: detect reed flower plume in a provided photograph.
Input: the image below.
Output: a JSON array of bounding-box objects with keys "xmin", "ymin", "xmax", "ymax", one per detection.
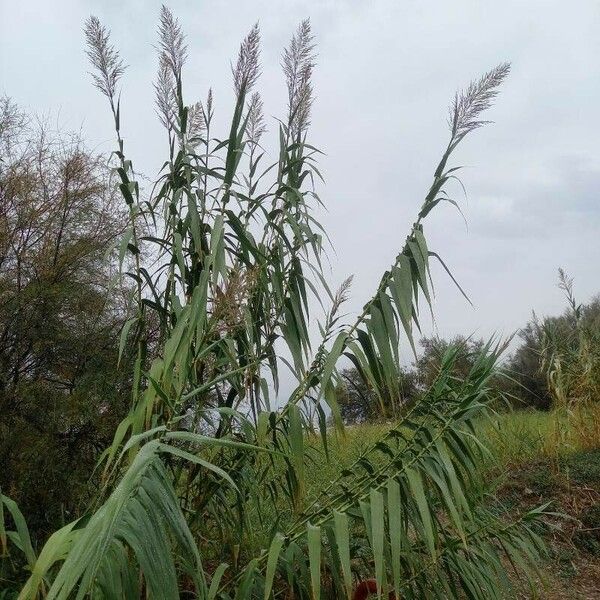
[
  {"xmin": 247, "ymin": 92, "xmax": 266, "ymax": 145},
  {"xmin": 232, "ymin": 23, "xmax": 261, "ymax": 98},
  {"xmin": 154, "ymin": 53, "xmax": 176, "ymax": 131},
  {"xmin": 329, "ymin": 276, "xmax": 353, "ymax": 324},
  {"xmin": 322, "ymin": 277, "xmax": 353, "ymax": 344},
  {"xmin": 84, "ymin": 16, "xmax": 125, "ymax": 103},
  {"xmin": 449, "ymin": 62, "xmax": 511, "ymax": 140},
  {"xmin": 188, "ymin": 101, "xmax": 207, "ymax": 140},
  {"xmin": 206, "ymin": 88, "xmax": 214, "ymax": 122},
  {"xmin": 558, "ymin": 267, "xmax": 580, "ymax": 319},
  {"xmin": 283, "ymin": 19, "xmax": 316, "ymax": 137},
  {"xmin": 158, "ymin": 5, "xmax": 187, "ymax": 80},
  {"xmin": 558, "ymin": 267, "xmax": 574, "ymax": 299}
]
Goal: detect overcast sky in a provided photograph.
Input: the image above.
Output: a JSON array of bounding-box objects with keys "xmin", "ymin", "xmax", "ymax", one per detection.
[{"xmin": 2, "ymin": 0, "xmax": 599, "ymax": 356}]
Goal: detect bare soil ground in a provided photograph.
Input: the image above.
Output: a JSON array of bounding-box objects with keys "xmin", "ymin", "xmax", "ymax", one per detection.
[{"xmin": 498, "ymin": 450, "xmax": 600, "ymax": 599}]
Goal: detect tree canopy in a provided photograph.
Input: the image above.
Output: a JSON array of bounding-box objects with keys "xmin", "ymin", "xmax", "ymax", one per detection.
[{"xmin": 0, "ymin": 98, "xmax": 134, "ymax": 536}]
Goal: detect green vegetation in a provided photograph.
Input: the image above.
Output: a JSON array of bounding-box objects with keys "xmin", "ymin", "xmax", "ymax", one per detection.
[
  {"xmin": 0, "ymin": 6, "xmax": 599, "ymax": 600},
  {"xmin": 0, "ymin": 98, "xmax": 134, "ymax": 538},
  {"xmin": 507, "ymin": 272, "xmax": 600, "ymax": 411},
  {"xmin": 302, "ymin": 407, "xmax": 600, "ymax": 597},
  {"xmin": 304, "ymin": 405, "xmax": 600, "ymax": 496},
  {"xmin": 336, "ymin": 336, "xmax": 487, "ymax": 425}
]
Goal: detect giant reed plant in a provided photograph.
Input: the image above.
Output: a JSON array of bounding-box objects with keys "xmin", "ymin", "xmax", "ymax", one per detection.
[
  {"xmin": 538, "ymin": 270, "xmax": 600, "ymax": 406},
  {"xmin": 0, "ymin": 7, "xmax": 551, "ymax": 599}
]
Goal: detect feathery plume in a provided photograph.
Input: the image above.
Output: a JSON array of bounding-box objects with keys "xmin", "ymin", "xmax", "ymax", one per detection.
[
  {"xmin": 331, "ymin": 276, "xmax": 353, "ymax": 317},
  {"xmin": 84, "ymin": 16, "xmax": 125, "ymax": 101},
  {"xmin": 558, "ymin": 267, "xmax": 573, "ymax": 296},
  {"xmin": 557, "ymin": 267, "xmax": 580, "ymax": 317},
  {"xmin": 154, "ymin": 53, "xmax": 176, "ymax": 130},
  {"xmin": 232, "ymin": 23, "xmax": 261, "ymax": 98},
  {"xmin": 320, "ymin": 276, "xmax": 353, "ymax": 344},
  {"xmin": 206, "ymin": 88, "xmax": 214, "ymax": 122},
  {"xmin": 157, "ymin": 5, "xmax": 187, "ymax": 80},
  {"xmin": 282, "ymin": 19, "xmax": 316, "ymax": 138},
  {"xmin": 449, "ymin": 62, "xmax": 511, "ymax": 140},
  {"xmin": 188, "ymin": 101, "xmax": 206, "ymax": 141},
  {"xmin": 247, "ymin": 92, "xmax": 266, "ymax": 145}
]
